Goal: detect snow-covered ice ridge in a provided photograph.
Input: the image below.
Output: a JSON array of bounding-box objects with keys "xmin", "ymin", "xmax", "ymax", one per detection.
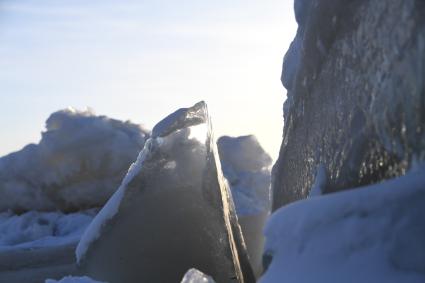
[
  {"xmin": 0, "ymin": 108, "xmax": 148, "ymax": 212},
  {"xmin": 261, "ymin": 164, "xmax": 425, "ymax": 283}
]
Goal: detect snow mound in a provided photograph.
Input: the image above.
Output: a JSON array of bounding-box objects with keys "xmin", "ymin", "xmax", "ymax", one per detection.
[
  {"xmin": 0, "ymin": 108, "xmax": 148, "ymax": 212},
  {"xmin": 180, "ymin": 268, "xmax": 215, "ymax": 283},
  {"xmin": 0, "ymin": 209, "xmax": 96, "ymax": 251},
  {"xmin": 261, "ymin": 165, "xmax": 425, "ymax": 283},
  {"xmin": 45, "ymin": 276, "xmax": 107, "ymax": 283},
  {"xmin": 217, "ymin": 135, "xmax": 272, "ymax": 215}
]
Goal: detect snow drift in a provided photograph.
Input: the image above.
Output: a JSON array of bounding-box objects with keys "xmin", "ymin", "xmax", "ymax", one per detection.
[
  {"xmin": 261, "ymin": 165, "xmax": 425, "ymax": 283},
  {"xmin": 0, "ymin": 108, "xmax": 148, "ymax": 212}
]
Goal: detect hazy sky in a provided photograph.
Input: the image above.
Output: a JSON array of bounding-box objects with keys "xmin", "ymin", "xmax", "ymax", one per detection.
[{"xmin": 0, "ymin": 0, "xmax": 296, "ymax": 159}]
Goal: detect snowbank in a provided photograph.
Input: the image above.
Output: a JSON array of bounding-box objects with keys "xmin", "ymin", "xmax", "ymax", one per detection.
[
  {"xmin": 217, "ymin": 135, "xmax": 272, "ymax": 216},
  {"xmin": 0, "ymin": 210, "xmax": 96, "ymax": 251},
  {"xmin": 0, "ymin": 108, "xmax": 148, "ymax": 212},
  {"xmin": 260, "ymin": 165, "xmax": 425, "ymax": 283}
]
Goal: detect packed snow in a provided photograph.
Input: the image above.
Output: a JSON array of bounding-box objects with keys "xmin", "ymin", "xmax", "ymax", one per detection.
[
  {"xmin": 0, "ymin": 108, "xmax": 148, "ymax": 212},
  {"xmin": 260, "ymin": 165, "xmax": 425, "ymax": 283},
  {"xmin": 217, "ymin": 135, "xmax": 272, "ymax": 216},
  {"xmin": 180, "ymin": 268, "xmax": 216, "ymax": 283},
  {"xmin": 45, "ymin": 276, "xmax": 106, "ymax": 283},
  {"xmin": 0, "ymin": 210, "xmax": 96, "ymax": 251}
]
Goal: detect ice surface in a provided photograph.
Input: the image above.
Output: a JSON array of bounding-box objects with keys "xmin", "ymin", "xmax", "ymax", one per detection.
[
  {"xmin": 75, "ymin": 139, "xmax": 156, "ymax": 263},
  {"xmin": 294, "ymin": 0, "xmax": 312, "ymax": 25},
  {"xmin": 76, "ymin": 102, "xmax": 254, "ymax": 283},
  {"xmin": 180, "ymin": 268, "xmax": 216, "ymax": 283},
  {"xmin": 261, "ymin": 165, "xmax": 425, "ymax": 283},
  {"xmin": 308, "ymin": 164, "xmax": 327, "ymax": 197},
  {"xmin": 151, "ymin": 101, "xmax": 207, "ymax": 138},
  {"xmin": 0, "ymin": 108, "xmax": 148, "ymax": 212},
  {"xmin": 0, "ymin": 210, "xmax": 95, "ymax": 251},
  {"xmin": 45, "ymin": 276, "xmax": 107, "ymax": 283}
]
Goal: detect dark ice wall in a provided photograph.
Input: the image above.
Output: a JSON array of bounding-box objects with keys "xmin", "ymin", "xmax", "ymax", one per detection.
[{"xmin": 273, "ymin": 0, "xmax": 425, "ymax": 210}]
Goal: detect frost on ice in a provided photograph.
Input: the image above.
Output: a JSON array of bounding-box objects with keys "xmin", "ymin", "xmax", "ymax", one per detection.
[
  {"xmin": 180, "ymin": 268, "xmax": 216, "ymax": 283},
  {"xmin": 76, "ymin": 101, "xmax": 255, "ymax": 283},
  {"xmin": 260, "ymin": 165, "xmax": 425, "ymax": 283}
]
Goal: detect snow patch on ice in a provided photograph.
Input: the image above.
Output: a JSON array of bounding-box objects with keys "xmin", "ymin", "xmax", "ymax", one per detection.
[
  {"xmin": 261, "ymin": 165, "xmax": 425, "ymax": 283},
  {"xmin": 180, "ymin": 268, "xmax": 216, "ymax": 283},
  {"xmin": 45, "ymin": 276, "xmax": 107, "ymax": 283}
]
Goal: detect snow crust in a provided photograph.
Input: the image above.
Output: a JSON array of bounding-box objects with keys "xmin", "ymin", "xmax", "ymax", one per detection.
[
  {"xmin": 217, "ymin": 135, "xmax": 272, "ymax": 215},
  {"xmin": 45, "ymin": 276, "xmax": 107, "ymax": 283},
  {"xmin": 180, "ymin": 268, "xmax": 216, "ymax": 283},
  {"xmin": 0, "ymin": 210, "xmax": 95, "ymax": 251},
  {"xmin": 261, "ymin": 166, "xmax": 425, "ymax": 283},
  {"xmin": 0, "ymin": 108, "xmax": 148, "ymax": 212}
]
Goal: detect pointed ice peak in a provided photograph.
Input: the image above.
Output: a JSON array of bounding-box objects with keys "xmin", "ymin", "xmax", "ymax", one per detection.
[{"xmin": 151, "ymin": 101, "xmax": 207, "ymax": 138}]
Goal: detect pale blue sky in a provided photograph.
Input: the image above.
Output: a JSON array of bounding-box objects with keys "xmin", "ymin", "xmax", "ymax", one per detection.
[{"xmin": 0, "ymin": 0, "xmax": 296, "ymax": 159}]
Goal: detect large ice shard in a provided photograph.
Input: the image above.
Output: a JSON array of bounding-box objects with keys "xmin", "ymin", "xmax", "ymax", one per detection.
[{"xmin": 76, "ymin": 101, "xmax": 255, "ymax": 283}]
